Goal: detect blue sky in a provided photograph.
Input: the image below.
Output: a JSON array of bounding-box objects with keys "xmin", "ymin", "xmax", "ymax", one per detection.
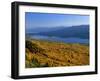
[{"xmin": 25, "ymin": 12, "xmax": 89, "ymax": 29}]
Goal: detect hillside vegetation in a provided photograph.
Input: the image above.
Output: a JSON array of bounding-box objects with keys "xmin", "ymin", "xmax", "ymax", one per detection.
[{"xmin": 25, "ymin": 39, "xmax": 89, "ymax": 68}]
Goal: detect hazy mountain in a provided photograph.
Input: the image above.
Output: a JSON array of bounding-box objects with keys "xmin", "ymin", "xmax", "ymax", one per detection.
[
  {"xmin": 26, "ymin": 26, "xmax": 65, "ymax": 34},
  {"xmin": 37, "ymin": 25, "xmax": 89, "ymax": 39}
]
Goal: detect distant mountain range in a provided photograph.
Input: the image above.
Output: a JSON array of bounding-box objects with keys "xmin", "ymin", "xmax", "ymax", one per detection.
[
  {"xmin": 26, "ymin": 25, "xmax": 89, "ymax": 39},
  {"xmin": 26, "ymin": 26, "xmax": 65, "ymax": 33}
]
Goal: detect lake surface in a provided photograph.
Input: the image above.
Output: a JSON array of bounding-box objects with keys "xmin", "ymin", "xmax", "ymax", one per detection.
[{"xmin": 27, "ymin": 35, "xmax": 89, "ymax": 44}]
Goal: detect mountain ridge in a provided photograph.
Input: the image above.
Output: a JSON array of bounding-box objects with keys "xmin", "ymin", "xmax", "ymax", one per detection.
[{"xmin": 36, "ymin": 25, "xmax": 89, "ymax": 39}]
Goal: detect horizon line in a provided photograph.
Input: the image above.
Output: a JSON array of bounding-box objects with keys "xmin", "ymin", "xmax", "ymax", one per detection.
[{"xmin": 26, "ymin": 24, "xmax": 89, "ymax": 29}]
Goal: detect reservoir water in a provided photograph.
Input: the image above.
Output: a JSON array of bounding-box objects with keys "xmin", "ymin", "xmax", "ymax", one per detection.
[{"xmin": 28, "ymin": 35, "xmax": 89, "ymax": 44}]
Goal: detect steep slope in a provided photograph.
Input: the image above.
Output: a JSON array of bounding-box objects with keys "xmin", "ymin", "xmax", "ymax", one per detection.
[{"xmin": 25, "ymin": 39, "xmax": 89, "ymax": 68}]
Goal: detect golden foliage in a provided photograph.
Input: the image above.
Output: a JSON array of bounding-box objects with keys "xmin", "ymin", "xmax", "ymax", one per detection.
[{"xmin": 25, "ymin": 39, "xmax": 89, "ymax": 68}]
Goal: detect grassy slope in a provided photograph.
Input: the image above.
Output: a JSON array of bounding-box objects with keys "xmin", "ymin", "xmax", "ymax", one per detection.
[{"xmin": 25, "ymin": 39, "xmax": 89, "ymax": 68}]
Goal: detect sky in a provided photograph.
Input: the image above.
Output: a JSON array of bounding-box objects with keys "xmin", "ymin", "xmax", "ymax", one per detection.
[{"xmin": 25, "ymin": 12, "xmax": 89, "ymax": 29}]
